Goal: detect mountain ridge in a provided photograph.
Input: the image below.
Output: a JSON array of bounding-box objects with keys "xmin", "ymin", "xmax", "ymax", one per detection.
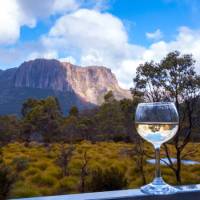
[{"xmin": 0, "ymin": 58, "xmax": 131, "ymax": 115}]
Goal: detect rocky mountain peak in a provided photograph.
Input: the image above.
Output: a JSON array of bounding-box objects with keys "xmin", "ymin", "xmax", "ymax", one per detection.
[
  {"xmin": 12, "ymin": 58, "xmax": 131, "ymax": 105},
  {"xmin": 62, "ymin": 62, "xmax": 131, "ymax": 104},
  {"xmin": 13, "ymin": 59, "xmax": 71, "ymax": 91}
]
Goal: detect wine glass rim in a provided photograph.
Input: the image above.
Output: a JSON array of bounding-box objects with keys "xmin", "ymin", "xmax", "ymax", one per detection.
[{"xmin": 138, "ymin": 102, "xmax": 175, "ymax": 106}]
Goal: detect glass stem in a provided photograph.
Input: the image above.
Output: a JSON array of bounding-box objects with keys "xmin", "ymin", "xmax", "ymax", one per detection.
[{"xmin": 155, "ymin": 146, "xmax": 161, "ymax": 179}]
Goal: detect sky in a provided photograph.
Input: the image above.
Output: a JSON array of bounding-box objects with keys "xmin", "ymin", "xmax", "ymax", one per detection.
[{"xmin": 1, "ymin": 0, "xmax": 200, "ymax": 88}]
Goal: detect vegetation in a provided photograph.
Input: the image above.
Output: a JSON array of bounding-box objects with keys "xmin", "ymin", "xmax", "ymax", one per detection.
[
  {"xmin": 0, "ymin": 149, "xmax": 16, "ymax": 200},
  {"xmin": 0, "ymin": 51, "xmax": 200, "ymax": 198},
  {"xmin": 0, "ymin": 92, "xmax": 138, "ymax": 145},
  {"xmin": 133, "ymin": 51, "xmax": 200, "ymax": 183},
  {"xmin": 88, "ymin": 167, "xmax": 127, "ymax": 192},
  {"xmin": 1, "ymin": 142, "xmax": 200, "ymax": 198}
]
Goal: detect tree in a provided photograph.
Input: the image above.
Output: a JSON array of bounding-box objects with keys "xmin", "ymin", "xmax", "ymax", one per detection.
[
  {"xmin": 61, "ymin": 115, "xmax": 79, "ymax": 142},
  {"xmin": 133, "ymin": 136, "xmax": 147, "ymax": 185},
  {"xmin": 21, "ymin": 97, "xmax": 63, "ymax": 144},
  {"xmin": 160, "ymin": 51, "xmax": 200, "ymax": 183},
  {"xmin": 69, "ymin": 106, "xmax": 79, "ymax": 117},
  {"xmin": 0, "ymin": 149, "xmax": 16, "ymax": 200},
  {"xmin": 95, "ymin": 100, "xmax": 127, "ymax": 141},
  {"xmin": 133, "ymin": 61, "xmax": 164, "ymax": 102},
  {"xmin": 0, "ymin": 165, "xmax": 15, "ymax": 200},
  {"xmin": 79, "ymin": 151, "xmax": 89, "ymax": 193},
  {"xmin": 19, "ymin": 122, "xmax": 34, "ymax": 146},
  {"xmin": 119, "ymin": 98, "xmax": 141, "ymax": 141},
  {"xmin": 21, "ymin": 98, "xmax": 40, "ymax": 117},
  {"xmin": 0, "ymin": 115, "xmax": 20, "ymax": 146},
  {"xmin": 77, "ymin": 117, "xmax": 94, "ymax": 141},
  {"xmin": 104, "ymin": 90, "xmax": 115, "ymax": 103},
  {"xmin": 133, "ymin": 51, "xmax": 200, "ymax": 183},
  {"xmin": 56, "ymin": 144, "xmax": 74, "ymax": 177},
  {"xmin": 119, "ymin": 92, "xmax": 146, "ymax": 184},
  {"xmin": 77, "ymin": 108, "xmax": 99, "ymax": 142},
  {"xmin": 93, "ymin": 91, "xmax": 128, "ymax": 141}
]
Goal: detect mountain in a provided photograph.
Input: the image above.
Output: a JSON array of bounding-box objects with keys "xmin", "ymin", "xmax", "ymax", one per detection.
[
  {"xmin": 63, "ymin": 62, "xmax": 131, "ymax": 104},
  {"xmin": 0, "ymin": 59, "xmax": 131, "ymax": 115}
]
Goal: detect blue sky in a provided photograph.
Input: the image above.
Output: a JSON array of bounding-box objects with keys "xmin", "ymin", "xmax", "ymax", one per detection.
[
  {"xmin": 0, "ymin": 0, "xmax": 200, "ymax": 88},
  {"xmin": 110, "ymin": 0, "xmax": 199, "ymax": 44}
]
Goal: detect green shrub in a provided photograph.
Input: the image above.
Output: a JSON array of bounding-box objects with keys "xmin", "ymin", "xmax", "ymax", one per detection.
[
  {"xmin": 47, "ymin": 166, "xmax": 62, "ymax": 179},
  {"xmin": 128, "ymin": 178, "xmax": 143, "ymax": 188},
  {"xmin": 190, "ymin": 164, "xmax": 200, "ymax": 173},
  {"xmin": 55, "ymin": 176, "xmax": 78, "ymax": 194},
  {"xmin": 34, "ymin": 161, "xmax": 49, "ymax": 171},
  {"xmin": 3, "ymin": 141, "xmax": 200, "ymax": 198},
  {"xmin": 31, "ymin": 173, "xmax": 56, "ymax": 187},
  {"xmin": 12, "ymin": 157, "xmax": 29, "ymax": 172},
  {"xmin": 24, "ymin": 167, "xmax": 40, "ymax": 176},
  {"xmin": 11, "ymin": 184, "xmax": 41, "ymax": 198},
  {"xmin": 0, "ymin": 164, "xmax": 16, "ymax": 200},
  {"xmin": 88, "ymin": 167, "xmax": 127, "ymax": 192}
]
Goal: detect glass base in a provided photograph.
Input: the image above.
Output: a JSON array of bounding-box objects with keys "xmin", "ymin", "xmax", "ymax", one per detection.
[{"xmin": 141, "ymin": 177, "xmax": 178, "ymax": 195}]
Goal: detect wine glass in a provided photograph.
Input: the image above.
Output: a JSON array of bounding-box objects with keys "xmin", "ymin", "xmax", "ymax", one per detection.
[{"xmin": 135, "ymin": 102, "xmax": 179, "ymax": 195}]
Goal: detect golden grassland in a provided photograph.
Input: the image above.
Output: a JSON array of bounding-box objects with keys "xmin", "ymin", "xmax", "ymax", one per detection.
[{"xmin": 2, "ymin": 141, "xmax": 200, "ymax": 198}]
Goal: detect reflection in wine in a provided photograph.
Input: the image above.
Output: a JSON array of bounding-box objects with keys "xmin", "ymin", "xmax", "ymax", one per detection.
[{"xmin": 135, "ymin": 122, "xmax": 178, "ymax": 146}]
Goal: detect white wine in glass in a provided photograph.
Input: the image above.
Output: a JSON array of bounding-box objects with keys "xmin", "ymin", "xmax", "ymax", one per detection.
[
  {"xmin": 135, "ymin": 102, "xmax": 179, "ymax": 195},
  {"xmin": 135, "ymin": 122, "xmax": 178, "ymax": 146}
]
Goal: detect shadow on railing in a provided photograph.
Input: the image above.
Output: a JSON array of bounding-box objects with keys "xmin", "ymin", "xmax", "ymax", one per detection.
[{"xmin": 11, "ymin": 184, "xmax": 200, "ymax": 200}]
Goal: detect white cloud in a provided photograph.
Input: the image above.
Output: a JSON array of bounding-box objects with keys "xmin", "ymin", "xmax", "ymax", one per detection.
[
  {"xmin": 113, "ymin": 26, "xmax": 200, "ymax": 87},
  {"xmin": 45, "ymin": 9, "xmax": 128, "ymax": 50},
  {"xmin": 0, "ymin": 0, "xmax": 111, "ymax": 45},
  {"xmin": 41, "ymin": 9, "xmax": 142, "ymax": 87},
  {"xmin": 92, "ymin": 0, "xmax": 111, "ymax": 11},
  {"xmin": 53, "ymin": 0, "xmax": 79, "ymax": 14},
  {"xmin": 0, "ymin": 0, "xmax": 79, "ymax": 45},
  {"xmin": 146, "ymin": 29, "xmax": 163, "ymax": 40},
  {"xmin": 59, "ymin": 56, "xmax": 77, "ymax": 64},
  {"xmin": 143, "ymin": 27, "xmax": 200, "ymax": 64},
  {"xmin": 30, "ymin": 10, "xmax": 200, "ymax": 88},
  {"xmin": 18, "ymin": 0, "xmax": 79, "ymax": 18},
  {"xmin": 27, "ymin": 50, "xmax": 59, "ymax": 61},
  {"xmin": 0, "ymin": 47, "xmax": 25, "ymax": 67},
  {"xmin": 1, "ymin": 2, "xmax": 200, "ymax": 89},
  {"xmin": 0, "ymin": 0, "xmax": 35, "ymax": 44}
]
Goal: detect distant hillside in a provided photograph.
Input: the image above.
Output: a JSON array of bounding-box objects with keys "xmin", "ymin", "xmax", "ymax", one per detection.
[{"xmin": 0, "ymin": 59, "xmax": 131, "ymax": 115}]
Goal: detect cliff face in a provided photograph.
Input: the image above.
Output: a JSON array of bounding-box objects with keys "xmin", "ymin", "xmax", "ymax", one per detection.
[
  {"xmin": 13, "ymin": 59, "xmax": 71, "ymax": 91},
  {"xmin": 12, "ymin": 59, "xmax": 131, "ymax": 105},
  {"xmin": 0, "ymin": 58, "xmax": 131, "ymax": 115},
  {"xmin": 63, "ymin": 62, "xmax": 131, "ymax": 104}
]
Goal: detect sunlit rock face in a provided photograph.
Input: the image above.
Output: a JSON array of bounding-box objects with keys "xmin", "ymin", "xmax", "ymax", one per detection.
[
  {"xmin": 13, "ymin": 59, "xmax": 131, "ymax": 105},
  {"xmin": 63, "ymin": 62, "xmax": 131, "ymax": 105},
  {"xmin": 0, "ymin": 58, "xmax": 132, "ymax": 115}
]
